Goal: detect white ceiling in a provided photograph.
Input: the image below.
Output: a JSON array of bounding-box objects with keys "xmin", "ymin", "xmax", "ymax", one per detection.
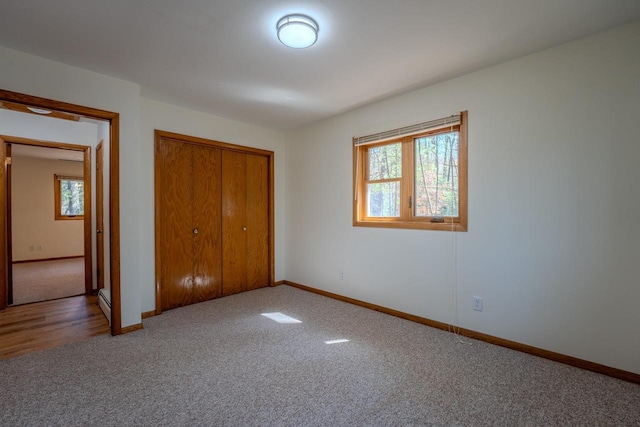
[
  {"xmin": 11, "ymin": 144, "xmax": 84, "ymax": 162},
  {"xmin": 1, "ymin": 1, "xmax": 639, "ymax": 130}
]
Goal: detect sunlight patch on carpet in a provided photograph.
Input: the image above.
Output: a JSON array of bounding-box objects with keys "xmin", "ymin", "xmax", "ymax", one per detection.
[
  {"xmin": 261, "ymin": 312, "xmax": 302, "ymax": 324},
  {"xmin": 325, "ymin": 339, "xmax": 350, "ymax": 344}
]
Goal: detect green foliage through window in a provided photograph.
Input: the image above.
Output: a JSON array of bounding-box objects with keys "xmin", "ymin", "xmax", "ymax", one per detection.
[
  {"xmin": 368, "ymin": 143, "xmax": 401, "ymax": 180},
  {"xmin": 414, "ymin": 132, "xmax": 459, "ymax": 217},
  {"xmin": 367, "ymin": 142, "xmax": 401, "ymax": 217},
  {"xmin": 60, "ymin": 179, "xmax": 84, "ymax": 216},
  {"xmin": 367, "ymin": 181, "xmax": 400, "ymax": 217},
  {"xmin": 354, "ymin": 110, "xmax": 467, "ymax": 231}
]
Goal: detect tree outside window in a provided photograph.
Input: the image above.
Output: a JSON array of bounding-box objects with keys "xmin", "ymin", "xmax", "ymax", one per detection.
[
  {"xmin": 54, "ymin": 175, "xmax": 84, "ymax": 220},
  {"xmin": 353, "ymin": 111, "xmax": 467, "ymax": 231}
]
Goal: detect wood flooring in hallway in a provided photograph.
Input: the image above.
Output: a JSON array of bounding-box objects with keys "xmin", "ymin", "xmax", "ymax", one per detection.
[{"xmin": 0, "ymin": 295, "xmax": 110, "ymax": 360}]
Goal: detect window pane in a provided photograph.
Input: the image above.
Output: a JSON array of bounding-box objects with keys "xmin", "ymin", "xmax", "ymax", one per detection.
[
  {"xmin": 60, "ymin": 180, "xmax": 84, "ymax": 216},
  {"xmin": 414, "ymin": 132, "xmax": 459, "ymax": 217},
  {"xmin": 367, "ymin": 181, "xmax": 400, "ymax": 217},
  {"xmin": 368, "ymin": 142, "xmax": 401, "ymax": 180}
]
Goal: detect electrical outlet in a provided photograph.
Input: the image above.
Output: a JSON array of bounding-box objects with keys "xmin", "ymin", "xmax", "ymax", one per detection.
[
  {"xmin": 36, "ymin": 245, "xmax": 42, "ymax": 251},
  {"xmin": 29, "ymin": 246, "xmax": 35, "ymax": 252},
  {"xmin": 339, "ymin": 270, "xmax": 344, "ymax": 280},
  {"xmin": 473, "ymin": 296, "xmax": 483, "ymax": 312}
]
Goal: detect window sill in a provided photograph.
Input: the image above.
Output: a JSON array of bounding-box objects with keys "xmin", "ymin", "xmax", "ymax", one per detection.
[
  {"xmin": 353, "ymin": 219, "xmax": 467, "ymax": 232},
  {"xmin": 55, "ymin": 216, "xmax": 85, "ymax": 221}
]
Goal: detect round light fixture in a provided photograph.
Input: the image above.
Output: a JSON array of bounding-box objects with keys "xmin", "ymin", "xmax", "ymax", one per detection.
[
  {"xmin": 27, "ymin": 106, "xmax": 52, "ymax": 115},
  {"xmin": 277, "ymin": 14, "xmax": 318, "ymax": 49}
]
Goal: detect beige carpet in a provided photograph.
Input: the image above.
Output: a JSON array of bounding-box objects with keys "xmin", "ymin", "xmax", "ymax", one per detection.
[
  {"xmin": 1, "ymin": 285, "xmax": 638, "ymax": 426},
  {"xmin": 11, "ymin": 258, "xmax": 85, "ymax": 305}
]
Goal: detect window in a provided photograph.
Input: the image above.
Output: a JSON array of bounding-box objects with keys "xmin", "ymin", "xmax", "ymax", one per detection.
[
  {"xmin": 353, "ymin": 111, "xmax": 467, "ymax": 231},
  {"xmin": 54, "ymin": 175, "xmax": 84, "ymax": 220}
]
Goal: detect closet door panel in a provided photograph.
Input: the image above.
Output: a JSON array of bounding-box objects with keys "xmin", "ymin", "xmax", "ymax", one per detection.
[
  {"xmin": 192, "ymin": 145, "xmax": 223, "ymax": 303},
  {"xmin": 245, "ymin": 154, "xmax": 269, "ymax": 290},
  {"xmin": 221, "ymin": 151, "xmax": 247, "ymax": 296},
  {"xmin": 158, "ymin": 139, "xmax": 194, "ymax": 311}
]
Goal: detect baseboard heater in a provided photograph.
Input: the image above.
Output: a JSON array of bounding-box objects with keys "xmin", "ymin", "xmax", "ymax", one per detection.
[{"xmin": 98, "ymin": 288, "xmax": 111, "ymax": 326}]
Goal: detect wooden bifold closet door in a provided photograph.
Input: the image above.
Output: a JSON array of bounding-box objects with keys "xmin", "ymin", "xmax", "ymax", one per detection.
[
  {"xmin": 155, "ymin": 132, "xmax": 273, "ymax": 313},
  {"xmin": 222, "ymin": 151, "xmax": 269, "ymax": 296}
]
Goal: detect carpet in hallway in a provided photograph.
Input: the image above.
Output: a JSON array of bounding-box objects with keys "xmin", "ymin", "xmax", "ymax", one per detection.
[{"xmin": 11, "ymin": 258, "xmax": 85, "ymax": 305}]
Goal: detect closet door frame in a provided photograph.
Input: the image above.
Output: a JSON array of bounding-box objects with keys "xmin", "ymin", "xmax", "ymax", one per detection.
[{"xmin": 154, "ymin": 130, "xmax": 275, "ymax": 315}]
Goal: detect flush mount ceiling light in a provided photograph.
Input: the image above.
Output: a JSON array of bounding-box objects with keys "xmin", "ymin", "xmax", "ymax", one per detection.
[
  {"xmin": 27, "ymin": 106, "xmax": 52, "ymax": 115},
  {"xmin": 277, "ymin": 14, "xmax": 318, "ymax": 49}
]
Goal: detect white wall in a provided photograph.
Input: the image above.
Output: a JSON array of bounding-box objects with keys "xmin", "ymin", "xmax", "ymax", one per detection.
[
  {"xmin": 11, "ymin": 157, "xmax": 84, "ymax": 261},
  {"xmin": 284, "ymin": 21, "xmax": 640, "ymax": 374},
  {"xmin": 139, "ymin": 98, "xmax": 286, "ymax": 313},
  {"xmin": 0, "ymin": 46, "xmax": 142, "ymax": 328}
]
